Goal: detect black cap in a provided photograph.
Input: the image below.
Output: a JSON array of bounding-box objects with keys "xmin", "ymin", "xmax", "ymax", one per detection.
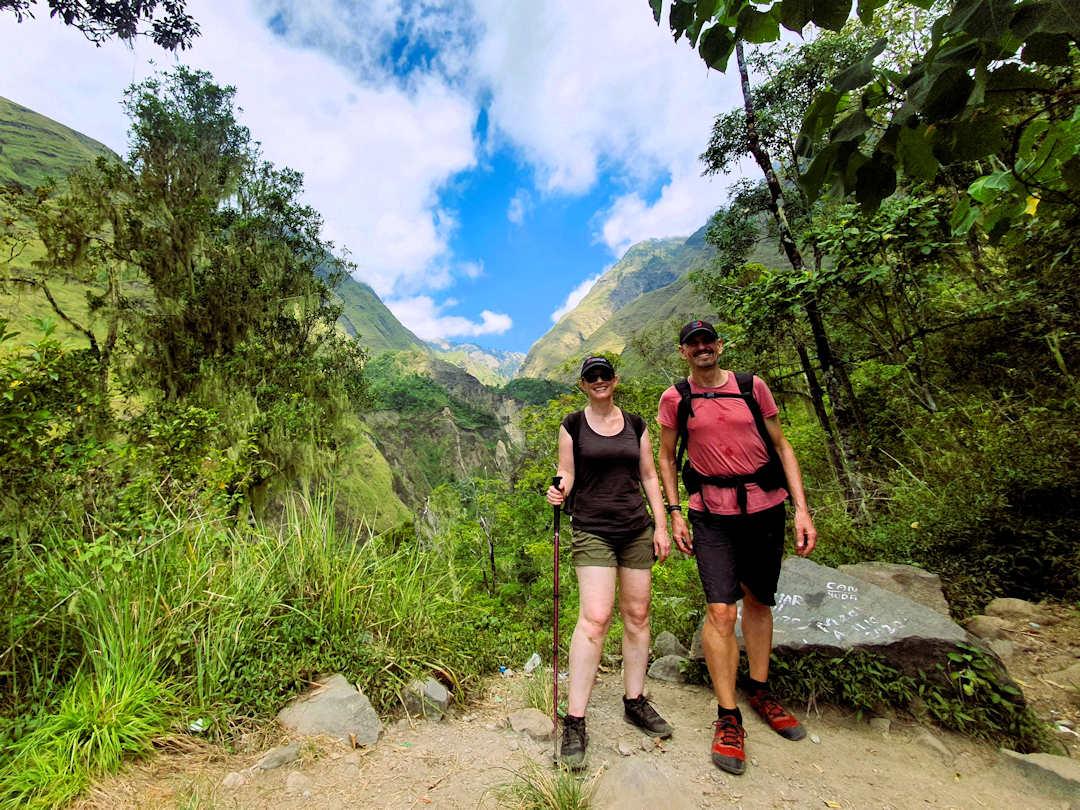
[
  {"xmin": 580, "ymin": 355, "xmax": 615, "ymax": 377},
  {"xmin": 679, "ymin": 320, "xmax": 718, "ymax": 345}
]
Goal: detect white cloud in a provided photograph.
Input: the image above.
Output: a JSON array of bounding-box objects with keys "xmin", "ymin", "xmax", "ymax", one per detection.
[
  {"xmin": 507, "ymin": 188, "xmax": 531, "ymax": 224},
  {"xmin": 0, "ymin": 0, "xmax": 479, "ymax": 299},
  {"xmin": 598, "ymin": 167, "xmax": 722, "ymax": 256},
  {"xmin": 386, "ymin": 295, "xmax": 512, "ymax": 340},
  {"xmin": 551, "ymin": 272, "xmax": 602, "ymax": 323},
  {"xmin": 470, "ymin": 0, "xmax": 740, "ymax": 195}
]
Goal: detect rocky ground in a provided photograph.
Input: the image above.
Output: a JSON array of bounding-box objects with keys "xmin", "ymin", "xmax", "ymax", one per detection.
[{"xmin": 76, "ymin": 600, "xmax": 1079, "ymax": 810}]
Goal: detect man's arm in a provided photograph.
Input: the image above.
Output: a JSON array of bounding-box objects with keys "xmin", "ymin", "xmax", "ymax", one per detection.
[
  {"xmin": 765, "ymin": 416, "xmax": 816, "ymax": 556},
  {"xmin": 658, "ymin": 424, "xmax": 692, "ymax": 554}
]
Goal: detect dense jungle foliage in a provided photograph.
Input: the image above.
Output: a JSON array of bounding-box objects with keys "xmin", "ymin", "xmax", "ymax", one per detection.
[{"xmin": 1, "ymin": 1, "xmax": 1077, "ymax": 805}]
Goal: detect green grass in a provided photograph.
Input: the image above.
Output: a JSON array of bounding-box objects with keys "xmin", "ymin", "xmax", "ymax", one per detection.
[
  {"xmin": 0, "ymin": 96, "xmax": 115, "ymax": 191},
  {"xmin": 490, "ymin": 759, "xmax": 599, "ymax": 810},
  {"xmin": 0, "ymin": 489, "xmax": 532, "ymax": 808}
]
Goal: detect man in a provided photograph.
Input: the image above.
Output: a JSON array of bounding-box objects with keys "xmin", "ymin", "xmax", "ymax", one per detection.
[{"xmin": 657, "ymin": 320, "xmax": 817, "ymax": 776}]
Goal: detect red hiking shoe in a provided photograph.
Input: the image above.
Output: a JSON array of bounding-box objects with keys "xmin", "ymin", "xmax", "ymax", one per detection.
[
  {"xmin": 711, "ymin": 715, "xmax": 746, "ymax": 775},
  {"xmin": 748, "ymin": 689, "xmax": 806, "ymax": 740}
]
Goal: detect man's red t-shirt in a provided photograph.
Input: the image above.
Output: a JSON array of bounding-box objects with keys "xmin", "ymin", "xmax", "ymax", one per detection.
[{"xmin": 657, "ymin": 372, "xmax": 788, "ymax": 515}]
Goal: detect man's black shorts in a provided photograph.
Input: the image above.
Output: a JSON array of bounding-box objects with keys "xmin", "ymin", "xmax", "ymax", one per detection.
[{"xmin": 688, "ymin": 503, "xmax": 786, "ymax": 606}]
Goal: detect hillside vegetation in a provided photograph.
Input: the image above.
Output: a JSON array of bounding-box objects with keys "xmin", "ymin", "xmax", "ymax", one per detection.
[{"xmin": 0, "ymin": 96, "xmax": 114, "ymax": 190}]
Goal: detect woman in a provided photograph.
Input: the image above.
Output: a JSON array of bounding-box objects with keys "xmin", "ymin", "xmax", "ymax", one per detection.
[{"xmin": 545, "ymin": 355, "xmax": 673, "ymax": 768}]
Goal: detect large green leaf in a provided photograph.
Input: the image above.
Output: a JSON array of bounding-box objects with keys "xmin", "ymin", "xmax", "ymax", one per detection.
[
  {"xmin": 856, "ymin": 0, "xmax": 888, "ymax": 24},
  {"xmin": 930, "ymin": 119, "xmax": 1006, "ymax": 162},
  {"xmin": 921, "ymin": 67, "xmax": 975, "ymax": 120},
  {"xmin": 736, "ymin": 6, "xmax": 780, "ymax": 43},
  {"xmin": 699, "ymin": 24, "xmax": 736, "ymax": 71},
  {"xmin": 670, "ymin": 0, "xmax": 696, "ymax": 42},
  {"xmin": 854, "ymin": 155, "xmax": 896, "ymax": 211},
  {"xmin": 779, "ymin": 0, "xmax": 812, "ymax": 31},
  {"xmin": 811, "ymin": 0, "xmax": 853, "ymax": 31},
  {"xmin": 831, "ymin": 110, "xmax": 874, "ymax": 143},
  {"xmin": 650, "ymin": 0, "xmax": 663, "ymax": 25},
  {"xmin": 832, "ymin": 37, "xmax": 887, "ymax": 92},
  {"xmin": 897, "ymin": 125, "xmax": 940, "ymax": 182},
  {"xmin": 799, "ymin": 89, "xmax": 841, "ymax": 154},
  {"xmin": 967, "ymin": 171, "xmax": 1012, "ymax": 205},
  {"xmin": 1021, "ymin": 32, "xmax": 1074, "ymax": 65}
]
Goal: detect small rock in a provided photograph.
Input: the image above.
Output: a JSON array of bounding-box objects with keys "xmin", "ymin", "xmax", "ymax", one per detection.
[
  {"xmin": 1046, "ymin": 662, "xmax": 1080, "ymax": 689},
  {"xmin": 647, "ymin": 654, "xmax": 688, "ymax": 683},
  {"xmin": 254, "ymin": 743, "xmax": 300, "ymax": 771},
  {"xmin": 641, "ymin": 735, "xmax": 653, "ymax": 751},
  {"xmin": 914, "ymin": 728, "xmax": 953, "ymax": 760},
  {"xmin": 602, "ymin": 653, "xmax": 622, "ymax": 668},
  {"xmin": 285, "ymin": 771, "xmax": 312, "ymax": 794},
  {"xmin": 869, "ymin": 717, "xmax": 891, "ymax": 735},
  {"xmin": 508, "ymin": 707, "xmax": 553, "ymax": 741},
  {"xmin": 654, "ymin": 631, "xmax": 690, "ymax": 658},
  {"xmin": 221, "ymin": 772, "xmax": 246, "ymax": 789},
  {"xmin": 484, "ymin": 723, "xmax": 496, "ymax": 730},
  {"xmin": 401, "ymin": 677, "xmax": 452, "ymax": 720},
  {"xmin": 963, "ymin": 615, "xmax": 1010, "ymax": 640},
  {"xmin": 984, "ymin": 598, "xmax": 1047, "ymax": 623},
  {"xmin": 278, "ymin": 673, "xmax": 381, "ymax": 745},
  {"xmin": 1001, "ymin": 749, "xmax": 1080, "ymax": 799},
  {"xmin": 989, "ymin": 639, "xmax": 1016, "ymax": 660},
  {"xmin": 617, "ymin": 741, "xmax": 634, "ymax": 756},
  {"xmin": 810, "ymin": 734, "xmax": 821, "ymax": 744}
]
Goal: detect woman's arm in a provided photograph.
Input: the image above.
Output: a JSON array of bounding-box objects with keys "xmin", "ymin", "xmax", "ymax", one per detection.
[{"xmin": 546, "ymin": 424, "xmax": 575, "ymax": 506}]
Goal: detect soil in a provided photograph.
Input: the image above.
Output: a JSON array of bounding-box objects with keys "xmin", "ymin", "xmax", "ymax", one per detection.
[{"xmin": 77, "ymin": 605, "xmax": 1080, "ymax": 810}]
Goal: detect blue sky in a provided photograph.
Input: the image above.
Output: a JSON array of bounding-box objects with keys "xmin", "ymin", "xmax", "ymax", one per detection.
[{"xmin": 0, "ymin": 0, "xmax": 748, "ymax": 353}]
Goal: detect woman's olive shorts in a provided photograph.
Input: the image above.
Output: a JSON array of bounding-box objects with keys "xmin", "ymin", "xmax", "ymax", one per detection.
[{"xmin": 570, "ymin": 524, "xmax": 655, "ymax": 569}]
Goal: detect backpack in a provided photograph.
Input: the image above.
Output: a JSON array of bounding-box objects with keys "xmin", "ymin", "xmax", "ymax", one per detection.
[
  {"xmin": 673, "ymin": 372, "xmax": 787, "ymax": 514},
  {"xmin": 562, "ymin": 408, "xmax": 645, "ymax": 515}
]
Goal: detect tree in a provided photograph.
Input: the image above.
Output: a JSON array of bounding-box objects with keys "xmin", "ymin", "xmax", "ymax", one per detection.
[
  {"xmin": 0, "ymin": 0, "xmax": 198, "ymax": 50},
  {"xmin": 8, "ymin": 66, "xmax": 371, "ymax": 504},
  {"xmin": 653, "ymin": 0, "xmax": 1080, "ymax": 224}
]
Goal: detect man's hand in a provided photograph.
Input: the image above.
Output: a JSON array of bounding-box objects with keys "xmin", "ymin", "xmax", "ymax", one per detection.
[
  {"xmin": 653, "ymin": 524, "xmax": 672, "ymax": 563},
  {"xmin": 671, "ymin": 511, "xmax": 693, "ymax": 555},
  {"xmin": 794, "ymin": 508, "xmax": 816, "ymax": 556}
]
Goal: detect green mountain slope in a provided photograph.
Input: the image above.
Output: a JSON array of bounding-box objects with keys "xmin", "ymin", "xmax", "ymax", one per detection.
[
  {"xmin": 517, "ymin": 226, "xmax": 718, "ymax": 379},
  {"xmin": 0, "ymin": 96, "xmax": 114, "ymax": 189},
  {"xmin": 332, "ymin": 274, "xmax": 429, "ymax": 355}
]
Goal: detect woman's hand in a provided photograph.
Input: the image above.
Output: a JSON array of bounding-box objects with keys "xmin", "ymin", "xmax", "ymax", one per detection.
[
  {"xmin": 653, "ymin": 524, "xmax": 672, "ymax": 563},
  {"xmin": 546, "ymin": 483, "xmax": 565, "ymax": 506}
]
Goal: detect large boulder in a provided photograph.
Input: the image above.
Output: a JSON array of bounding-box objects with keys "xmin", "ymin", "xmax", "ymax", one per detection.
[
  {"xmin": 690, "ymin": 558, "xmax": 1011, "ymax": 688},
  {"xmin": 838, "ymin": 561, "xmax": 950, "ymax": 616},
  {"xmin": 278, "ymin": 673, "xmax": 382, "ymax": 745}
]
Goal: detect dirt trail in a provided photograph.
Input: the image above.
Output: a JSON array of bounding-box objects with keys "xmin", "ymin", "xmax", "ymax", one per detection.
[{"xmin": 79, "ymin": 663, "xmax": 1077, "ymax": 810}]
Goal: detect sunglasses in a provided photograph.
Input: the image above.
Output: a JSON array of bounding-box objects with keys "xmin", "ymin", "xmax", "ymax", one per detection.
[{"xmin": 582, "ymin": 370, "xmax": 614, "ymax": 383}]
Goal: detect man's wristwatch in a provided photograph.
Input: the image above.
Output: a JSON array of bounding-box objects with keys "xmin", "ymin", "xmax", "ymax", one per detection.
[{"xmin": 664, "ymin": 504, "xmax": 682, "ymax": 514}]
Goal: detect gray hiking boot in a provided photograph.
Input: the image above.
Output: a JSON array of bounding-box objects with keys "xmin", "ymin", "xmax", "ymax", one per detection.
[
  {"xmin": 623, "ymin": 694, "xmax": 673, "ymax": 738},
  {"xmin": 558, "ymin": 715, "xmax": 588, "ymax": 769}
]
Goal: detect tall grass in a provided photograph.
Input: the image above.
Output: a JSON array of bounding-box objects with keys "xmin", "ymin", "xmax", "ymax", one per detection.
[
  {"xmin": 490, "ymin": 759, "xmax": 599, "ymax": 810},
  {"xmin": 0, "ymin": 489, "xmax": 530, "ymax": 808}
]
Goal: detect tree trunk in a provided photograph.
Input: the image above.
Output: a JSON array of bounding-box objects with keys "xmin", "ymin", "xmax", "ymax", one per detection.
[{"xmin": 736, "ymin": 41, "xmax": 867, "ymax": 515}]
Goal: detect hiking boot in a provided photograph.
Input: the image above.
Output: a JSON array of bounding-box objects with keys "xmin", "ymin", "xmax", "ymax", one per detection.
[
  {"xmin": 748, "ymin": 689, "xmax": 806, "ymax": 740},
  {"xmin": 558, "ymin": 715, "xmax": 588, "ymax": 769},
  {"xmin": 711, "ymin": 715, "xmax": 746, "ymax": 775},
  {"xmin": 623, "ymin": 694, "xmax": 673, "ymax": 739}
]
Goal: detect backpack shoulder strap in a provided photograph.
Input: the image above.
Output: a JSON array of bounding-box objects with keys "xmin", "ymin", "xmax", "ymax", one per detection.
[
  {"xmin": 733, "ymin": 372, "xmax": 778, "ymax": 458},
  {"xmin": 674, "ymin": 379, "xmax": 693, "ymax": 469},
  {"xmin": 625, "ymin": 410, "xmax": 646, "ymax": 442}
]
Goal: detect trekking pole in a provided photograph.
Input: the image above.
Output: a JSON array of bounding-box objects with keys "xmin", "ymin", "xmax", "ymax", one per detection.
[{"xmin": 551, "ymin": 475, "xmax": 562, "ymax": 760}]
